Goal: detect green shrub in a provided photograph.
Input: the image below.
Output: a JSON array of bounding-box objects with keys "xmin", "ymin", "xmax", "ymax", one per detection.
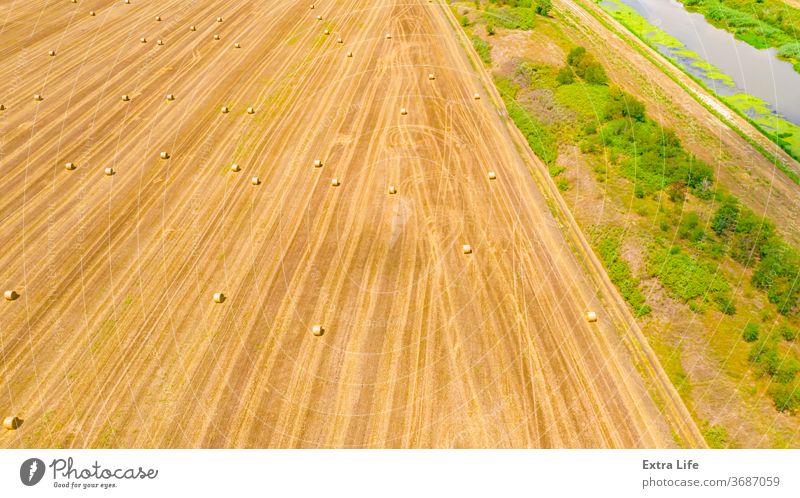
[
  {"xmin": 772, "ymin": 382, "xmax": 800, "ymax": 412},
  {"xmin": 703, "ymin": 425, "xmax": 729, "ymax": 448},
  {"xmin": 555, "ymin": 67, "xmax": 575, "ymax": 86},
  {"xmin": 743, "ymin": 322, "xmax": 760, "ymax": 342},
  {"xmin": 712, "ymin": 196, "xmax": 739, "ymax": 235},
  {"xmin": 565, "ymin": 46, "xmax": 608, "ymax": 85},
  {"xmin": 535, "ymin": 0, "xmax": 552, "ymax": 16},
  {"xmin": 777, "ymin": 42, "xmax": 800, "ymax": 59},
  {"xmin": 752, "ymin": 240, "xmax": 800, "ymax": 315},
  {"xmin": 647, "ymin": 246, "xmax": 730, "ymax": 310},
  {"xmin": 780, "ymin": 324, "xmax": 797, "ymax": 341}
]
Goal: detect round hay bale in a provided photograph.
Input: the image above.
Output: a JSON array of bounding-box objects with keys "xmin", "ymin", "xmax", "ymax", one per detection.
[
  {"xmin": 190, "ymin": 25, "xmax": 197, "ymax": 31},
  {"xmin": 311, "ymin": 325, "xmax": 324, "ymax": 336},
  {"xmin": 230, "ymin": 163, "xmax": 240, "ymax": 172},
  {"xmin": 213, "ymin": 34, "xmax": 220, "ymax": 40},
  {"xmin": 34, "ymin": 94, "xmax": 43, "ymax": 101},
  {"xmin": 323, "ymin": 29, "xmax": 330, "ymax": 35},
  {"xmin": 125, "ymin": 0, "xmax": 130, "ymax": 4},
  {"xmin": 0, "ymin": 104, "xmax": 5, "ymax": 111},
  {"xmin": 140, "ymin": 37, "xmax": 147, "ymax": 43},
  {"xmin": 386, "ymin": 33, "xmax": 392, "ymax": 39},
  {"xmin": 488, "ymin": 171, "xmax": 496, "ymax": 180},
  {"xmin": 251, "ymin": 176, "xmax": 260, "ymax": 185},
  {"xmin": 166, "ymin": 94, "xmax": 175, "ymax": 101},
  {"xmin": 213, "ymin": 292, "xmax": 225, "ymax": 303},
  {"xmin": 346, "ymin": 51, "xmax": 352, "ymax": 57},
  {"xmin": 48, "ymin": 50, "xmax": 56, "ymax": 56},
  {"xmin": 246, "ymin": 107, "xmax": 255, "ymax": 114},
  {"xmin": 473, "ymin": 92, "xmax": 481, "ymax": 100},
  {"xmin": 221, "ymin": 106, "xmax": 229, "ymax": 113},
  {"xmin": 400, "ymin": 107, "xmax": 407, "ymax": 115},
  {"xmin": 234, "ymin": 42, "xmax": 241, "ymax": 48},
  {"xmin": 586, "ymin": 311, "xmax": 598, "ymax": 323},
  {"xmin": 105, "ymin": 167, "xmax": 115, "ymax": 176},
  {"xmin": 310, "ymin": 4, "xmax": 315, "ymax": 9},
  {"xmin": 121, "ymin": 95, "xmax": 130, "ymax": 101},
  {"xmin": 3, "ymin": 416, "xmax": 21, "ymax": 430},
  {"xmin": 65, "ymin": 162, "xmax": 76, "ymax": 170},
  {"xmin": 155, "ymin": 16, "xmax": 161, "ymax": 21},
  {"xmin": 90, "ymin": 11, "xmax": 95, "ymax": 16},
  {"xmin": 4, "ymin": 290, "xmax": 19, "ymax": 301},
  {"xmin": 331, "ymin": 178, "xmax": 340, "ymax": 187},
  {"xmin": 157, "ymin": 39, "xmax": 164, "ymax": 45},
  {"xmin": 313, "ymin": 159, "xmax": 322, "ymax": 168},
  {"xmin": 337, "ymin": 37, "xmax": 343, "ymax": 43},
  {"xmin": 388, "ymin": 185, "xmax": 397, "ymax": 195},
  {"xmin": 216, "ymin": 16, "xmax": 223, "ymax": 22},
  {"xmin": 317, "ymin": 15, "xmax": 322, "ymax": 20},
  {"xmin": 159, "ymin": 151, "xmax": 170, "ymax": 159},
  {"xmin": 462, "ymin": 244, "xmax": 472, "ymax": 254},
  {"xmin": 428, "ymin": 73, "xmax": 435, "ymax": 80}
]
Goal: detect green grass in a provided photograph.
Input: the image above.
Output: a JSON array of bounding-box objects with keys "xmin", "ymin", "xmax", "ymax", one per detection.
[
  {"xmin": 591, "ymin": 226, "xmax": 652, "ymax": 316},
  {"xmin": 472, "ymin": 35, "xmax": 492, "ymax": 65},
  {"xmin": 484, "ymin": 6, "xmax": 538, "ymax": 29},
  {"xmin": 495, "ymin": 75, "xmax": 559, "ymax": 165}
]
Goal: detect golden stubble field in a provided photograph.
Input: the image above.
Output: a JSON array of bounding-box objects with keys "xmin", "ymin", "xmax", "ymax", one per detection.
[{"xmin": 0, "ymin": 0, "xmax": 702, "ymax": 448}]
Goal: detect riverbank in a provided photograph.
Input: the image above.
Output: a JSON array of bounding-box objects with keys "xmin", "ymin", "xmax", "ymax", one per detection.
[
  {"xmin": 677, "ymin": 0, "xmax": 800, "ymax": 73},
  {"xmin": 599, "ymin": 0, "xmax": 800, "ymax": 165}
]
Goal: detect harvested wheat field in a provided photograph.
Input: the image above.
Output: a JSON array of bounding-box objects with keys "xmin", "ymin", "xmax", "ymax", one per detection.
[{"xmin": 0, "ymin": 0, "xmax": 702, "ymax": 448}]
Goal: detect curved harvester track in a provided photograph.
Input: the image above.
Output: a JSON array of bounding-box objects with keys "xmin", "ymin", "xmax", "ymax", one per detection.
[{"xmin": 0, "ymin": 0, "xmax": 702, "ymax": 448}]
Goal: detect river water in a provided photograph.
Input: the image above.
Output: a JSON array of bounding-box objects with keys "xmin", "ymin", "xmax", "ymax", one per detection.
[{"xmin": 613, "ymin": 0, "xmax": 800, "ymax": 125}]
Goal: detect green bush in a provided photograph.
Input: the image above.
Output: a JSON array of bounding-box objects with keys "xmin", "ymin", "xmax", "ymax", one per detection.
[
  {"xmin": 703, "ymin": 425, "xmax": 729, "ymax": 448},
  {"xmin": 712, "ymin": 196, "xmax": 739, "ymax": 235},
  {"xmin": 752, "ymin": 240, "xmax": 800, "ymax": 315},
  {"xmin": 779, "ymin": 324, "xmax": 797, "ymax": 341},
  {"xmin": 535, "ymin": 0, "xmax": 552, "ymax": 16},
  {"xmin": 555, "ymin": 67, "xmax": 575, "ymax": 86},
  {"xmin": 742, "ymin": 322, "xmax": 760, "ymax": 342},
  {"xmin": 647, "ymin": 246, "xmax": 730, "ymax": 312},
  {"xmin": 565, "ymin": 46, "xmax": 608, "ymax": 85},
  {"xmin": 772, "ymin": 382, "xmax": 800, "ymax": 412}
]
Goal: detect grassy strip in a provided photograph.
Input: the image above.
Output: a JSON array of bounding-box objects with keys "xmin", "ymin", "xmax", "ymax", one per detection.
[{"xmin": 591, "ymin": 227, "xmax": 652, "ymax": 316}]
